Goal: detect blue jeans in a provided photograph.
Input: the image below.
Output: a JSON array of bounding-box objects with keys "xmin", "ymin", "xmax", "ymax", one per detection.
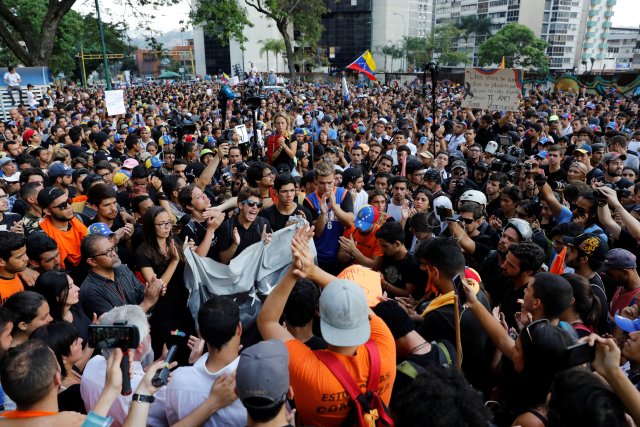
[{"xmin": 6, "ymin": 86, "xmax": 22, "ymax": 105}]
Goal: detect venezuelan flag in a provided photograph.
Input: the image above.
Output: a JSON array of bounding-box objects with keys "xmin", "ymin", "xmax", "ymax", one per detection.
[{"xmin": 346, "ymin": 50, "xmax": 377, "ymax": 81}]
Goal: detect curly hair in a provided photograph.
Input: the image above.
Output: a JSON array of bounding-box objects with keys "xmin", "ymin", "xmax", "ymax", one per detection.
[{"xmin": 392, "ymin": 367, "xmax": 490, "ymax": 427}]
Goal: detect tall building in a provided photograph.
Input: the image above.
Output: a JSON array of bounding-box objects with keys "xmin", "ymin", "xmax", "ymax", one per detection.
[
  {"xmin": 433, "ymin": 0, "xmax": 617, "ymax": 73},
  {"xmin": 578, "ymin": 0, "xmax": 618, "ymax": 73},
  {"xmin": 320, "ymin": 0, "xmax": 373, "ymax": 70},
  {"xmin": 193, "ymin": 0, "xmax": 287, "ymax": 76},
  {"xmin": 599, "ymin": 27, "xmax": 639, "ymax": 71}
]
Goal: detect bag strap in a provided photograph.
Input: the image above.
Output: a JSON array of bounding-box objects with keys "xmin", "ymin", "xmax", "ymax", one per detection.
[{"xmin": 314, "ymin": 345, "xmax": 367, "ymax": 401}]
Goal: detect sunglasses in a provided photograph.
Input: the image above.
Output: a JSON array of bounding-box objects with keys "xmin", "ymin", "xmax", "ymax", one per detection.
[
  {"xmin": 570, "ymin": 204, "xmax": 588, "ymax": 216},
  {"xmin": 242, "ymin": 200, "xmax": 263, "ymax": 209},
  {"xmin": 51, "ymin": 200, "xmax": 71, "ymax": 210},
  {"xmin": 460, "ymin": 217, "xmax": 475, "ymax": 225},
  {"xmin": 523, "ymin": 319, "xmax": 550, "ymax": 342}
]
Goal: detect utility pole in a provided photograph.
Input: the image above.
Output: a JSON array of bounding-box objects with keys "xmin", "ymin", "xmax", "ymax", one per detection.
[{"xmin": 95, "ymin": 0, "xmax": 112, "ymax": 90}]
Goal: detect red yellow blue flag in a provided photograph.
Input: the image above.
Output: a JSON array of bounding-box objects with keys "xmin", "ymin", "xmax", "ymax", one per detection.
[{"xmin": 346, "ymin": 50, "xmax": 377, "ymax": 81}]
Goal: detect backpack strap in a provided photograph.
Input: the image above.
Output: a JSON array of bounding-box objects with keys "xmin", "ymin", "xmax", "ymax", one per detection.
[
  {"xmin": 314, "ymin": 347, "xmax": 364, "ymax": 402},
  {"xmin": 432, "ymin": 341, "xmax": 453, "ymax": 367},
  {"xmin": 314, "ymin": 341, "xmax": 393, "ymax": 427}
]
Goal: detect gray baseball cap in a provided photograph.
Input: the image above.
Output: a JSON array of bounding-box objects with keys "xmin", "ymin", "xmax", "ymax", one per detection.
[
  {"xmin": 236, "ymin": 339, "xmax": 289, "ymax": 409},
  {"xmin": 319, "ymin": 279, "xmax": 370, "ymax": 347}
]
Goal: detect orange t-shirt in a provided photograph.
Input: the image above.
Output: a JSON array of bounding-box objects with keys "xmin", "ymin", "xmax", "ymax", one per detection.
[
  {"xmin": 286, "ymin": 315, "xmax": 396, "ymax": 427},
  {"xmin": 39, "ymin": 216, "xmax": 87, "ymax": 267},
  {"xmin": 0, "ymin": 275, "xmax": 23, "ymax": 305},
  {"xmin": 343, "ymin": 224, "xmax": 384, "ymax": 259}
]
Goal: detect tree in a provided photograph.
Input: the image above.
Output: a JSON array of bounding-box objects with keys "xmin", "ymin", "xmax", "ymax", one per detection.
[
  {"xmin": 479, "ymin": 23, "xmax": 549, "ymax": 72},
  {"xmin": 432, "ymin": 23, "xmax": 469, "ymax": 67},
  {"xmin": 0, "ymin": 4, "xmax": 132, "ymax": 80},
  {"xmin": 259, "ymin": 38, "xmax": 285, "ymax": 72},
  {"xmin": 0, "ymin": 0, "xmax": 174, "ymax": 67},
  {"xmin": 191, "ymin": 0, "xmax": 328, "ymax": 77},
  {"xmin": 459, "ymin": 15, "xmax": 492, "ymax": 42}
]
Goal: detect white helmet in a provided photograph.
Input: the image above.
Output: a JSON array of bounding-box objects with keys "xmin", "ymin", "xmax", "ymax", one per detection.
[{"xmin": 459, "ymin": 190, "xmax": 487, "ymax": 207}]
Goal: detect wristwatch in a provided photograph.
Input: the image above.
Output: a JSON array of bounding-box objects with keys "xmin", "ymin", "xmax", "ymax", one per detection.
[{"xmin": 132, "ymin": 393, "xmax": 155, "ymax": 403}]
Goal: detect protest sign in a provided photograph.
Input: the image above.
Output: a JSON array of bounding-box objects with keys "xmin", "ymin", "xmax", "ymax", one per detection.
[
  {"xmin": 104, "ymin": 90, "xmax": 126, "ymax": 116},
  {"xmin": 235, "ymin": 124, "xmax": 249, "ymax": 143},
  {"xmin": 461, "ymin": 68, "xmax": 523, "ymax": 111},
  {"xmin": 337, "ymin": 265, "xmax": 382, "ymax": 307}
]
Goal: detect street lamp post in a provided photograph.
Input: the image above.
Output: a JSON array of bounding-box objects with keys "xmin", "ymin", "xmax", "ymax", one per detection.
[
  {"xmin": 393, "ymin": 13, "xmax": 407, "ymax": 72},
  {"xmin": 424, "ymin": 61, "xmax": 440, "ymax": 156},
  {"xmin": 95, "ymin": 0, "xmax": 112, "ymax": 90}
]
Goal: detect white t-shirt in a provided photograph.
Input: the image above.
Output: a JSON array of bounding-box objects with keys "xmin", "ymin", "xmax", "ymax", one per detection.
[
  {"xmin": 3, "ymin": 72, "xmax": 20, "ymax": 87},
  {"xmin": 165, "ymin": 354, "xmax": 247, "ymax": 427},
  {"xmin": 81, "ymin": 356, "xmax": 168, "ymax": 427}
]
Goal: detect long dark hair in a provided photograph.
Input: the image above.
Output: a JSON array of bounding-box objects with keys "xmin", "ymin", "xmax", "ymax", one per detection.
[
  {"xmin": 518, "ymin": 321, "xmax": 576, "ymax": 408},
  {"xmin": 33, "ymin": 270, "xmax": 70, "ymax": 321},
  {"xmin": 140, "ymin": 206, "xmax": 184, "ymax": 267}
]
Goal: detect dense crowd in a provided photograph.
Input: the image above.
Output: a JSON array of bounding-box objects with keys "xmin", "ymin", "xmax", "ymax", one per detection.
[{"xmin": 0, "ymin": 66, "xmax": 638, "ymax": 427}]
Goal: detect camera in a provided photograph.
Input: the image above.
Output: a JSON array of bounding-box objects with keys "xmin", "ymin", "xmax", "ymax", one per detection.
[
  {"xmin": 599, "ymin": 183, "xmax": 632, "ymax": 201},
  {"xmin": 550, "ymin": 180, "xmax": 567, "ymax": 191},
  {"xmin": 453, "ymin": 179, "xmax": 466, "ymax": 189},
  {"xmin": 524, "ymin": 163, "xmax": 533, "ymax": 172},
  {"xmin": 498, "ymin": 135, "xmax": 512, "ymax": 146}
]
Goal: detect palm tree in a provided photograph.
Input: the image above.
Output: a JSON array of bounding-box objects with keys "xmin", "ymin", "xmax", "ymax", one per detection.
[
  {"xmin": 259, "ymin": 38, "xmax": 286, "ymax": 72},
  {"xmin": 377, "ymin": 44, "xmax": 397, "ymax": 71},
  {"xmin": 270, "ymin": 39, "xmax": 285, "ymax": 73}
]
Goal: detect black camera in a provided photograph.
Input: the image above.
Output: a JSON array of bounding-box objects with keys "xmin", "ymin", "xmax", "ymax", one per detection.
[
  {"xmin": 600, "ymin": 183, "xmax": 632, "ymax": 201},
  {"xmin": 550, "ymin": 180, "xmax": 567, "ymax": 191},
  {"xmin": 453, "ymin": 179, "xmax": 466, "ymax": 189}
]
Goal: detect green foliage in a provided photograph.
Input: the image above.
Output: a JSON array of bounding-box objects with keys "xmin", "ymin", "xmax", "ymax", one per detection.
[
  {"xmin": 259, "ymin": 38, "xmax": 285, "ymax": 71},
  {"xmin": 189, "ymin": 0, "xmax": 252, "ymax": 45},
  {"xmin": 479, "ymin": 23, "xmax": 549, "ymax": 72},
  {"xmin": 459, "ymin": 15, "xmax": 492, "ymax": 40},
  {"xmin": 433, "ymin": 23, "xmax": 469, "ymax": 66},
  {"xmin": 191, "ymin": 0, "xmax": 327, "ymax": 76}
]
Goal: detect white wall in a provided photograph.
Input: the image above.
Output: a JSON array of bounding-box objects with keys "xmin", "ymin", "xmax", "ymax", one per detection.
[{"xmin": 372, "ymin": 0, "xmax": 412, "ymax": 72}]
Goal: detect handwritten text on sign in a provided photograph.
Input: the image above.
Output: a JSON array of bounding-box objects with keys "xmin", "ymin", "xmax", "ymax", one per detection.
[{"xmin": 461, "ymin": 68, "xmax": 523, "ymax": 111}]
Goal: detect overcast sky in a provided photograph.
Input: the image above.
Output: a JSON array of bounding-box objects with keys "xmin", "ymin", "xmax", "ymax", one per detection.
[{"xmin": 73, "ymin": 0, "xmax": 638, "ymax": 38}]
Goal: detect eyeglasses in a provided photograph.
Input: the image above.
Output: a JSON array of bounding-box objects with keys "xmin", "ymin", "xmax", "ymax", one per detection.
[
  {"xmin": 98, "ymin": 171, "xmax": 112, "ymax": 178},
  {"xmin": 242, "ymin": 200, "xmax": 263, "ymax": 208},
  {"xmin": 523, "ymin": 319, "xmax": 550, "ymax": 343},
  {"xmin": 92, "ymin": 246, "xmax": 118, "ymax": 258},
  {"xmin": 155, "ymin": 221, "xmax": 173, "ymax": 229},
  {"xmin": 460, "ymin": 217, "xmax": 475, "ymax": 225},
  {"xmin": 452, "ymin": 170, "xmax": 466, "ymax": 176},
  {"xmin": 51, "ymin": 199, "xmax": 71, "ymax": 210}
]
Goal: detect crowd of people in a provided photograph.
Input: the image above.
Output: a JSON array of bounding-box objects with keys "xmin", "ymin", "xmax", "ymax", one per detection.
[{"xmin": 0, "ymin": 71, "xmax": 637, "ymax": 426}]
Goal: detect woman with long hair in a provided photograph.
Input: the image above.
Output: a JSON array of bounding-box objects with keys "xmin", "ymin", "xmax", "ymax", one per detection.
[
  {"xmin": 34, "ymin": 270, "xmax": 91, "ymax": 342},
  {"xmin": 266, "ymin": 112, "xmax": 297, "ymax": 172},
  {"xmin": 560, "ymin": 273, "xmax": 601, "ymax": 337},
  {"xmin": 136, "ymin": 206, "xmax": 195, "ymax": 361},
  {"xmin": 4, "ymin": 291, "xmax": 53, "ymax": 347}
]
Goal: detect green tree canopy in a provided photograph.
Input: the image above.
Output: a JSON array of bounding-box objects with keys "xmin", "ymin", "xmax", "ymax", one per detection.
[
  {"xmin": 0, "ymin": 2, "xmax": 132, "ymax": 80},
  {"xmin": 479, "ymin": 23, "xmax": 549, "ymax": 72},
  {"xmin": 191, "ymin": 0, "xmax": 327, "ymax": 77},
  {"xmin": 0, "ymin": 0, "xmax": 174, "ymax": 68},
  {"xmin": 432, "ymin": 23, "xmax": 469, "ymax": 67}
]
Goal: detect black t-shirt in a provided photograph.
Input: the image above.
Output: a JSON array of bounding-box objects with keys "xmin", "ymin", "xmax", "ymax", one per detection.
[
  {"xmin": 499, "ymin": 281, "xmax": 527, "ymax": 330},
  {"xmin": 259, "ymin": 203, "xmax": 313, "ymax": 232},
  {"xmin": 486, "ymin": 197, "xmax": 501, "ymax": 218},
  {"xmin": 543, "ymin": 165, "xmax": 568, "ymax": 186},
  {"xmin": 380, "ymin": 253, "xmax": 424, "ymax": 299},
  {"xmin": 179, "ymin": 219, "xmax": 219, "ymax": 259},
  {"xmin": 217, "ymin": 215, "xmax": 272, "ymax": 261},
  {"xmin": 417, "ymin": 291, "xmax": 493, "ymax": 393}
]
